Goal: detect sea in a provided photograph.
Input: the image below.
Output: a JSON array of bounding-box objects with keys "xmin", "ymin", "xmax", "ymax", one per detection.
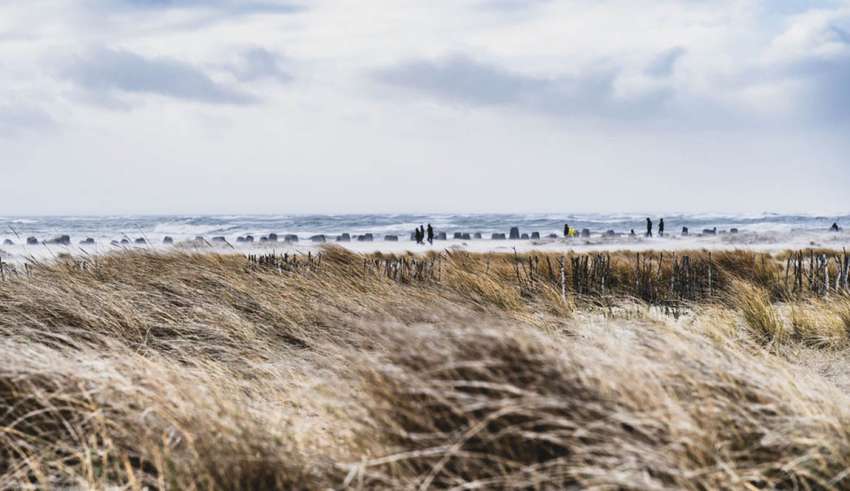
[{"xmin": 0, "ymin": 213, "xmax": 846, "ymax": 242}]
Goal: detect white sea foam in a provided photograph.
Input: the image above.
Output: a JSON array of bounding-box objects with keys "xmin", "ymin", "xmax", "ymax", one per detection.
[{"xmin": 0, "ymin": 213, "xmax": 846, "ymax": 263}]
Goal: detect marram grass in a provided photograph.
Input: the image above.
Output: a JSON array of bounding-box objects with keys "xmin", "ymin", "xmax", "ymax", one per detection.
[{"xmin": 2, "ymin": 248, "xmax": 850, "ymax": 489}]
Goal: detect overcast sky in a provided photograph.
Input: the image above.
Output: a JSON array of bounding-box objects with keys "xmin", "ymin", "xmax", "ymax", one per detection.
[{"xmin": 1, "ymin": 0, "xmax": 848, "ymax": 215}]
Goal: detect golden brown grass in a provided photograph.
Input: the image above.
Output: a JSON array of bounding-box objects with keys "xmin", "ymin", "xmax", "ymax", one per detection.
[
  {"xmin": 729, "ymin": 279, "xmax": 787, "ymax": 348},
  {"xmin": 1, "ymin": 248, "xmax": 850, "ymax": 489}
]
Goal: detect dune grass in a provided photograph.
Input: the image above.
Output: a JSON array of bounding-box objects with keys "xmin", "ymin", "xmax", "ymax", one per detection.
[{"xmin": 2, "ymin": 247, "xmax": 850, "ymax": 489}]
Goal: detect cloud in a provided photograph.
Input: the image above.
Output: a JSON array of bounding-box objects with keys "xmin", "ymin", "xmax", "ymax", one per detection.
[
  {"xmin": 376, "ymin": 55, "xmax": 672, "ymax": 120},
  {"xmin": 762, "ymin": 8, "xmax": 850, "ymax": 123},
  {"xmin": 80, "ymin": 0, "xmax": 305, "ymax": 33},
  {"xmin": 64, "ymin": 48, "xmax": 257, "ymax": 106},
  {"xmin": 788, "ymin": 55, "xmax": 850, "ymax": 123},
  {"xmin": 477, "ymin": 0, "xmax": 551, "ymax": 11},
  {"xmin": 227, "ymin": 48, "xmax": 292, "ymax": 83},
  {"xmin": 116, "ymin": 0, "xmax": 303, "ymax": 15},
  {"xmin": 0, "ymin": 104, "xmax": 54, "ymax": 137},
  {"xmin": 646, "ymin": 47, "xmax": 686, "ymax": 77}
]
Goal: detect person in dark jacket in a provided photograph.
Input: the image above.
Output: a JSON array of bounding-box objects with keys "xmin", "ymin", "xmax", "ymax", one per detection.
[
  {"xmin": 564, "ymin": 224, "xmax": 570, "ymax": 237},
  {"xmin": 427, "ymin": 224, "xmax": 434, "ymax": 245},
  {"xmin": 646, "ymin": 218, "xmax": 653, "ymax": 237},
  {"xmin": 658, "ymin": 218, "xmax": 665, "ymax": 237}
]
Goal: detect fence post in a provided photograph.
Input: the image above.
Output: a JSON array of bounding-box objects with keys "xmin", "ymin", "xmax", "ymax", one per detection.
[{"xmin": 559, "ymin": 255, "xmax": 566, "ymax": 304}]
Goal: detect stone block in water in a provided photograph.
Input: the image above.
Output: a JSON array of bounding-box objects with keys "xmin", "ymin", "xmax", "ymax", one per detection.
[
  {"xmin": 384, "ymin": 235, "xmax": 398, "ymax": 241},
  {"xmin": 48, "ymin": 235, "xmax": 71, "ymax": 245},
  {"xmin": 163, "ymin": 236, "xmax": 174, "ymax": 244},
  {"xmin": 473, "ymin": 232, "xmax": 482, "ymax": 239},
  {"xmin": 358, "ymin": 233, "xmax": 374, "ymax": 242},
  {"xmin": 336, "ymin": 233, "xmax": 351, "ymax": 242},
  {"xmin": 212, "ymin": 236, "xmax": 227, "ymax": 243},
  {"xmin": 26, "ymin": 237, "xmax": 38, "ymax": 245},
  {"xmin": 492, "ymin": 233, "xmax": 506, "ymax": 240},
  {"xmin": 80, "ymin": 238, "xmax": 95, "ymax": 245},
  {"xmin": 521, "ymin": 233, "xmax": 529, "ymax": 239},
  {"xmin": 531, "ymin": 232, "xmax": 540, "ymax": 239},
  {"xmin": 268, "ymin": 233, "xmax": 279, "ymax": 242},
  {"xmin": 3, "ymin": 239, "xmax": 13, "ymax": 246},
  {"xmin": 461, "ymin": 233, "xmax": 471, "ymax": 240},
  {"xmin": 437, "ymin": 232, "xmax": 447, "ymax": 240},
  {"xmin": 284, "ymin": 234, "xmax": 299, "ymax": 242},
  {"xmin": 135, "ymin": 238, "xmax": 147, "ymax": 244},
  {"xmin": 581, "ymin": 229, "xmax": 591, "ymax": 238},
  {"xmin": 453, "ymin": 232, "xmax": 463, "ymax": 239},
  {"xmin": 509, "ymin": 227, "xmax": 520, "ymax": 240}
]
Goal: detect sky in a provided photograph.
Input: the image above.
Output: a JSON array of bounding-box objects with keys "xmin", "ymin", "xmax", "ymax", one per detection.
[{"xmin": 0, "ymin": 0, "xmax": 848, "ymax": 215}]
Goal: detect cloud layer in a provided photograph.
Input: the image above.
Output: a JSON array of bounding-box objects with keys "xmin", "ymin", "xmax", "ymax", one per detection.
[
  {"xmin": 0, "ymin": 0, "xmax": 848, "ymax": 214},
  {"xmin": 65, "ymin": 48, "xmax": 257, "ymax": 105}
]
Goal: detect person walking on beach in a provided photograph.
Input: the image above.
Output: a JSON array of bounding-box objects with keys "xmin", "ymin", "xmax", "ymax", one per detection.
[
  {"xmin": 426, "ymin": 224, "xmax": 434, "ymax": 245},
  {"xmin": 646, "ymin": 218, "xmax": 653, "ymax": 237},
  {"xmin": 564, "ymin": 224, "xmax": 570, "ymax": 238},
  {"xmin": 414, "ymin": 227, "xmax": 422, "ymax": 244},
  {"xmin": 419, "ymin": 225, "xmax": 425, "ymax": 244},
  {"xmin": 658, "ymin": 218, "xmax": 665, "ymax": 237}
]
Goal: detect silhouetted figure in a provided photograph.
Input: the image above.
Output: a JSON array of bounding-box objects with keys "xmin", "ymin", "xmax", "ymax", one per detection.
[
  {"xmin": 646, "ymin": 218, "xmax": 653, "ymax": 237},
  {"xmin": 682, "ymin": 226, "xmax": 689, "ymax": 236},
  {"xmin": 420, "ymin": 225, "xmax": 425, "ymax": 243},
  {"xmin": 630, "ymin": 229, "xmax": 636, "ymax": 236},
  {"xmin": 658, "ymin": 218, "xmax": 665, "ymax": 237},
  {"xmin": 564, "ymin": 224, "xmax": 570, "ymax": 237},
  {"xmin": 427, "ymin": 224, "xmax": 434, "ymax": 245},
  {"xmin": 414, "ymin": 227, "xmax": 422, "ymax": 244},
  {"xmin": 831, "ymin": 222, "xmax": 841, "ymax": 232}
]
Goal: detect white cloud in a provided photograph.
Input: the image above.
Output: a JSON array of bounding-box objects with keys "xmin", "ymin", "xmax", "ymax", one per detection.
[
  {"xmin": 0, "ymin": 0, "xmax": 848, "ymax": 214},
  {"xmin": 63, "ymin": 47, "xmax": 257, "ymax": 106}
]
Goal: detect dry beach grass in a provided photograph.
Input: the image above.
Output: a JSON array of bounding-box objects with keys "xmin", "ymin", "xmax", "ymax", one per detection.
[{"xmin": 2, "ymin": 247, "xmax": 850, "ymax": 489}]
